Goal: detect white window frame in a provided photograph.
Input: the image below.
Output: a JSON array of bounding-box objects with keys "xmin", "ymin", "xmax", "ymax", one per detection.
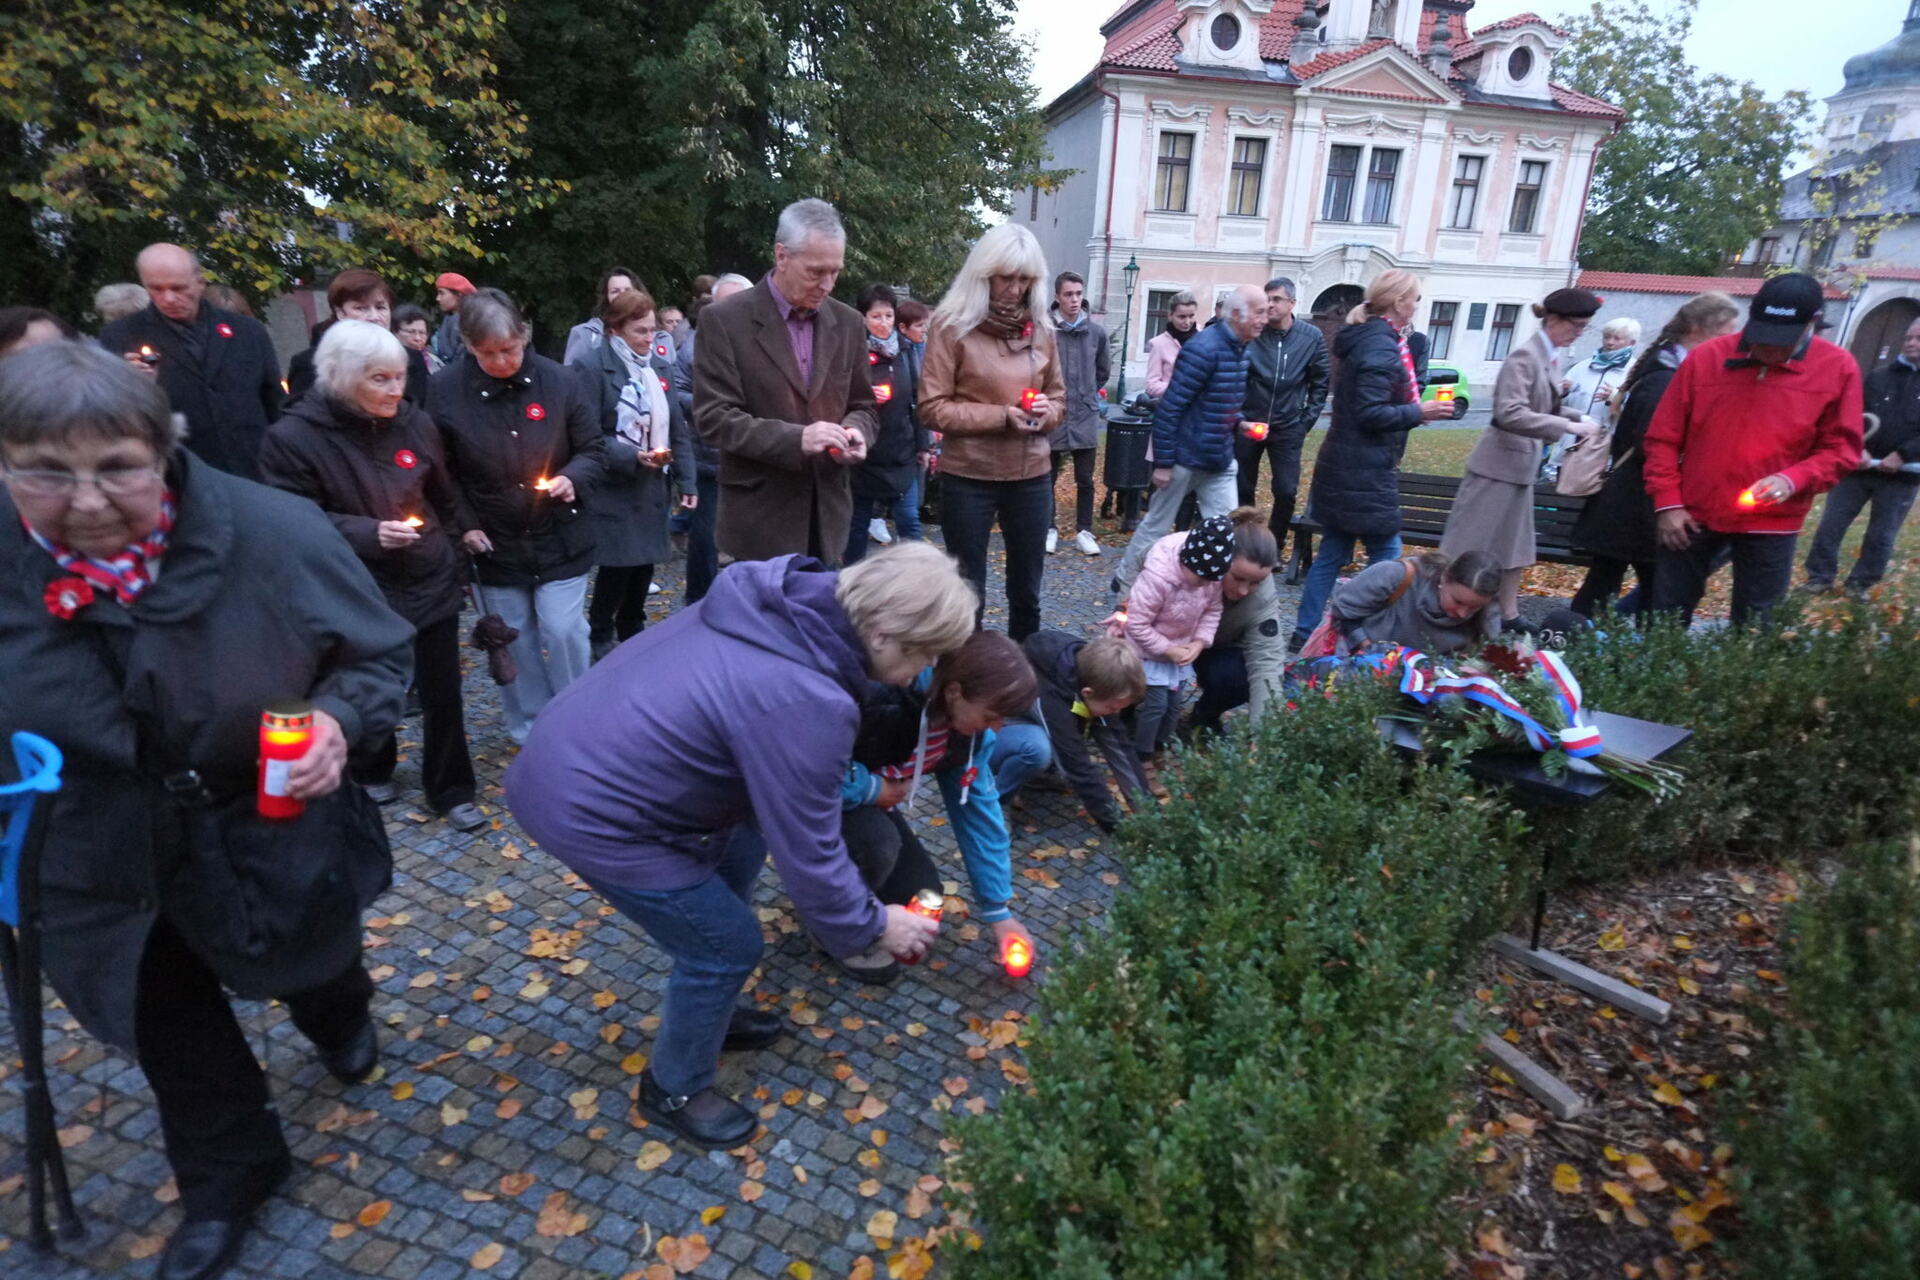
[
  {"xmin": 1319, "ymin": 140, "xmax": 1403, "ymax": 227},
  {"xmin": 1446, "ymin": 154, "xmax": 1487, "ymax": 230},
  {"xmin": 1221, "ymin": 131, "xmax": 1276, "ymax": 219}
]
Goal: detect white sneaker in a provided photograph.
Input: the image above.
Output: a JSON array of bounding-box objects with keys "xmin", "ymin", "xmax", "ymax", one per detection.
[
  {"xmin": 1045, "ymin": 528, "xmax": 1059, "ymax": 554},
  {"xmin": 868, "ymin": 517, "xmax": 893, "ymax": 545},
  {"xmin": 1074, "ymin": 530, "xmax": 1100, "ymax": 556}
]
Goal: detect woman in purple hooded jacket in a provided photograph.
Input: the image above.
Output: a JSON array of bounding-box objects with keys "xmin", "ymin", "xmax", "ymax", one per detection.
[{"xmin": 504, "ymin": 541, "xmax": 975, "ymax": 1149}]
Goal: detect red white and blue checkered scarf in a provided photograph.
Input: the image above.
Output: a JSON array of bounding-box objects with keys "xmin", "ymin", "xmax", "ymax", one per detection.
[{"xmin": 24, "ymin": 490, "xmax": 177, "ymax": 606}]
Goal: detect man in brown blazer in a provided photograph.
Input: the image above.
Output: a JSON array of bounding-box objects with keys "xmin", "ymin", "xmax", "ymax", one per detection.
[{"xmin": 693, "ymin": 198, "xmax": 879, "ymax": 565}]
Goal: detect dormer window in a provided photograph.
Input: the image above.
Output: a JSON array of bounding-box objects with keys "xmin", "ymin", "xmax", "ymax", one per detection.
[
  {"xmin": 1178, "ymin": 0, "xmax": 1271, "ymax": 71},
  {"xmin": 1211, "ymin": 13, "xmax": 1242, "ymax": 53},
  {"xmin": 1507, "ymin": 47, "xmax": 1533, "ymax": 81}
]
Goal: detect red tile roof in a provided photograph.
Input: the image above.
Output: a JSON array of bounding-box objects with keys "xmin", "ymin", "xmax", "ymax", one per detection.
[
  {"xmin": 1290, "ymin": 38, "xmax": 1397, "ymax": 80},
  {"xmin": 1550, "ymin": 83, "xmax": 1625, "ymax": 119},
  {"xmin": 1473, "ymin": 12, "xmax": 1570, "ymax": 39},
  {"xmin": 1084, "ymin": 1, "xmax": 1620, "ymax": 119},
  {"xmin": 1861, "ymin": 266, "xmax": 1920, "ymax": 281},
  {"xmin": 1577, "ymin": 271, "xmax": 1850, "ymax": 302}
]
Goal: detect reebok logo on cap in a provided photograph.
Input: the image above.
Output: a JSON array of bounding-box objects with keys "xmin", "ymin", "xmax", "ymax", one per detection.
[{"xmin": 1743, "ymin": 273, "xmax": 1825, "ymax": 347}]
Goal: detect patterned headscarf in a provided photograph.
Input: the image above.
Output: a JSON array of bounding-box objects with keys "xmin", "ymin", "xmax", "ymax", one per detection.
[{"xmin": 1177, "ymin": 514, "xmax": 1238, "ymax": 582}]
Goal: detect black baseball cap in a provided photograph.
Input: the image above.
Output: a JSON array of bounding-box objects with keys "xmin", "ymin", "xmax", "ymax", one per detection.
[{"xmin": 1744, "ymin": 274, "xmax": 1824, "ymax": 346}]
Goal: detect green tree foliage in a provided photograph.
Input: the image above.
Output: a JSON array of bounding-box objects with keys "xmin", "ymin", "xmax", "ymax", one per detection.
[
  {"xmin": 1557, "ymin": 0, "xmax": 1813, "ymax": 274},
  {"xmin": 484, "ymin": 0, "xmax": 1050, "ymax": 345},
  {"xmin": 0, "ymin": 0, "xmax": 555, "ymax": 318}
]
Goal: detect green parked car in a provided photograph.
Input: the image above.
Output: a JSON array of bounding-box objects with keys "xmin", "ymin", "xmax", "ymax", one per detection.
[{"xmin": 1421, "ymin": 362, "xmax": 1471, "ymax": 419}]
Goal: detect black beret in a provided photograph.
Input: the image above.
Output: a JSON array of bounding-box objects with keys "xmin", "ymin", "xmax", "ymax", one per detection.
[{"xmin": 1542, "ymin": 287, "xmax": 1603, "ymax": 318}]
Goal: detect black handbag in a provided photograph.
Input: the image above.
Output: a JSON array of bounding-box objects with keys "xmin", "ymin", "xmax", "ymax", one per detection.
[{"xmin": 157, "ymin": 782, "xmax": 391, "ymax": 1000}]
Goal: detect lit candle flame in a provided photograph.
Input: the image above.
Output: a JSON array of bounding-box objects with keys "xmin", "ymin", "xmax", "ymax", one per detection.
[
  {"xmin": 1002, "ymin": 936, "xmax": 1033, "ymax": 978},
  {"xmin": 1737, "ymin": 487, "xmax": 1758, "ymax": 508},
  {"xmin": 534, "ymin": 476, "xmax": 552, "ymax": 491},
  {"xmin": 404, "ymin": 515, "xmax": 424, "ymax": 528}
]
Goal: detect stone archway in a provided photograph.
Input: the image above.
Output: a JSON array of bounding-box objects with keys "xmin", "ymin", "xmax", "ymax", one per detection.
[
  {"xmin": 1850, "ymin": 296, "xmax": 1920, "ymax": 369},
  {"xmin": 1310, "ymin": 283, "xmax": 1364, "ymax": 321}
]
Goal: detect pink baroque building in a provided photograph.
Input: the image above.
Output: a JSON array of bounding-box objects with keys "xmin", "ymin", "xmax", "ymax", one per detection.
[{"xmin": 1018, "ymin": 0, "xmax": 1621, "ymax": 391}]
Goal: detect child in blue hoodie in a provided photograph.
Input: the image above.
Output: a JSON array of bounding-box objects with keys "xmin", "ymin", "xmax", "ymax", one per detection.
[{"xmin": 837, "ymin": 630, "xmax": 1038, "ymax": 980}]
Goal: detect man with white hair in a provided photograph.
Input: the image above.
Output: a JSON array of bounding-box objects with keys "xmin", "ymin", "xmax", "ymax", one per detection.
[
  {"xmin": 1110, "ymin": 282, "xmax": 1265, "ymax": 596},
  {"xmin": 693, "ymin": 202, "xmax": 879, "ymax": 565},
  {"xmin": 99, "ymin": 242, "xmax": 285, "ymax": 479}
]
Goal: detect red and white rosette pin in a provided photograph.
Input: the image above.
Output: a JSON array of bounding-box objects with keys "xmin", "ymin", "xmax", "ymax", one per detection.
[
  {"xmin": 394, "ymin": 448, "xmax": 418, "ymax": 469},
  {"xmin": 525, "ymin": 403, "xmax": 545, "ymax": 421},
  {"xmin": 44, "ymin": 576, "xmax": 96, "ymax": 620},
  {"xmin": 216, "ymin": 323, "xmax": 235, "ymax": 338}
]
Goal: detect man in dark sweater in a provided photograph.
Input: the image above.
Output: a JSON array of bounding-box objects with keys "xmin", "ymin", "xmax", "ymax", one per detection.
[
  {"xmin": 99, "ymin": 243, "xmax": 284, "ymax": 479},
  {"xmin": 1803, "ymin": 317, "xmax": 1920, "ymax": 596},
  {"xmin": 1236, "ymin": 277, "xmax": 1329, "ymax": 545}
]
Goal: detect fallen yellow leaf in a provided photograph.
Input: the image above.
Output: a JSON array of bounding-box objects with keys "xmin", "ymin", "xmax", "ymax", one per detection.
[
  {"xmin": 700, "ymin": 1205, "xmax": 726, "ymax": 1226},
  {"xmin": 470, "ymin": 1242, "xmax": 505, "ymax": 1270},
  {"xmin": 635, "ymin": 1141, "xmax": 673, "ymax": 1172},
  {"xmin": 1552, "ymin": 1163, "xmax": 1583, "ymax": 1195},
  {"xmin": 867, "ymin": 1209, "xmax": 900, "ymax": 1248},
  {"xmin": 357, "ymin": 1200, "xmax": 392, "ymax": 1228}
]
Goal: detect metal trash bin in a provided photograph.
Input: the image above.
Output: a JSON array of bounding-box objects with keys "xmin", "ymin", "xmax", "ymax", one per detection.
[{"xmin": 1102, "ymin": 414, "xmax": 1153, "ymax": 492}]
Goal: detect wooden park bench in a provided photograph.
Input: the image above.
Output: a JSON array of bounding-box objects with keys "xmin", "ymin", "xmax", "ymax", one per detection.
[{"xmin": 1285, "ymin": 472, "xmax": 1592, "ymax": 584}]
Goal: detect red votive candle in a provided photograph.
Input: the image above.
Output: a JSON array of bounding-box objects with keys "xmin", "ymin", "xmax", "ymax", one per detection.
[
  {"xmin": 902, "ymin": 889, "xmax": 943, "ymax": 965},
  {"xmin": 1246, "ymin": 420, "xmax": 1269, "ymax": 441},
  {"xmin": 1020, "ymin": 388, "xmax": 1040, "ymax": 413},
  {"xmin": 258, "ymin": 701, "xmax": 315, "ymax": 820},
  {"xmin": 874, "ymin": 382, "xmax": 894, "ymax": 404},
  {"xmin": 1001, "ymin": 935, "xmax": 1033, "ymax": 979},
  {"xmin": 1435, "ymin": 386, "xmax": 1454, "ymax": 403}
]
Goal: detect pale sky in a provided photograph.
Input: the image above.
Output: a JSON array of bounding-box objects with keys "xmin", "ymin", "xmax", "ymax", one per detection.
[{"xmin": 1013, "ymin": 0, "xmax": 1900, "ymax": 121}]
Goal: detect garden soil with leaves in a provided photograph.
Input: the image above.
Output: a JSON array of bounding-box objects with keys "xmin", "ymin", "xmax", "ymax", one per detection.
[{"xmin": 1452, "ymin": 860, "xmax": 1803, "ymax": 1280}]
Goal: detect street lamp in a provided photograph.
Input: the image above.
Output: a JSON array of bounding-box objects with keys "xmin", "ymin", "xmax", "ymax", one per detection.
[{"xmin": 1115, "ymin": 254, "xmax": 1141, "ymax": 404}]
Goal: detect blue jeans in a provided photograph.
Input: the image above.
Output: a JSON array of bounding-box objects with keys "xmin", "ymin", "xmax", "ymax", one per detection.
[
  {"xmin": 891, "ymin": 473, "xmax": 925, "ymax": 540},
  {"xmin": 583, "ymin": 825, "xmax": 766, "ymax": 1096},
  {"xmin": 1292, "ymin": 528, "xmax": 1403, "ymax": 640},
  {"xmin": 1804, "ymin": 471, "xmax": 1919, "ymax": 591},
  {"xmin": 988, "ymin": 721, "xmax": 1053, "ymax": 805}
]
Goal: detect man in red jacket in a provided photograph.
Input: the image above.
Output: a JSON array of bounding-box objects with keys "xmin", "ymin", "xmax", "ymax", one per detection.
[{"xmin": 1642, "ymin": 274, "xmax": 1863, "ymax": 623}]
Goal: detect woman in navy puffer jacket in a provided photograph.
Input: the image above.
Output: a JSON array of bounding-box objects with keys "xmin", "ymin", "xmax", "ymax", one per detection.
[{"xmin": 1291, "ymin": 270, "xmax": 1453, "ymax": 645}]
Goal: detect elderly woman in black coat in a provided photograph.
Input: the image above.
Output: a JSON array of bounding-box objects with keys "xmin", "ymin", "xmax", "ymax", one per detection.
[
  {"xmin": 260, "ymin": 320, "xmax": 484, "ymax": 829},
  {"xmin": 428, "ymin": 287, "xmax": 606, "ymax": 743},
  {"xmin": 1290, "ymin": 270, "xmax": 1454, "ymax": 647},
  {"xmin": 582, "ymin": 287, "xmax": 696, "ymax": 658},
  {"xmin": 0, "ymin": 341, "xmax": 412, "ymax": 1280}
]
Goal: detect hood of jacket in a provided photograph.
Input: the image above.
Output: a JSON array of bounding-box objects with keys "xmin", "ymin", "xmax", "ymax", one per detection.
[
  {"xmin": 1020, "ymin": 629, "xmax": 1083, "ymax": 705},
  {"xmin": 1335, "ymin": 315, "xmax": 1398, "ymax": 361},
  {"xmin": 698, "ymin": 555, "xmax": 870, "ymax": 698}
]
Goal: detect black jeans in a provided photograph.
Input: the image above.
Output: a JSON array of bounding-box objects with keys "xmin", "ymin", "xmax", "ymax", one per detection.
[
  {"xmin": 1189, "ymin": 645, "xmax": 1249, "ymax": 732},
  {"xmin": 1569, "ymin": 556, "xmax": 1657, "ymax": 620},
  {"xmin": 940, "ymin": 472, "xmax": 1053, "ymax": 640},
  {"xmin": 842, "ymin": 806, "xmax": 942, "ymax": 904},
  {"xmin": 354, "ymin": 614, "xmax": 474, "ymax": 811},
  {"xmin": 135, "ymin": 916, "xmax": 372, "ymax": 1219},
  {"xmin": 590, "ymin": 563, "xmax": 654, "ymax": 644},
  {"xmin": 1049, "ymin": 447, "xmax": 1097, "ymax": 533},
  {"xmin": 1234, "ymin": 423, "xmax": 1309, "ymax": 540},
  {"xmin": 685, "ymin": 471, "xmax": 720, "ymax": 603},
  {"xmin": 1649, "ymin": 529, "xmax": 1797, "ymax": 625}
]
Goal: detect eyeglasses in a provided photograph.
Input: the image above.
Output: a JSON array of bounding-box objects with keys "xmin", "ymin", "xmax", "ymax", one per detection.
[{"xmin": 0, "ymin": 465, "xmax": 164, "ymax": 499}]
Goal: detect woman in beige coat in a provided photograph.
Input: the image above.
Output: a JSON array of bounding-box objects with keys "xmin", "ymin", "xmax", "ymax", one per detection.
[
  {"xmin": 919, "ymin": 223, "xmax": 1065, "ymax": 639},
  {"xmin": 1440, "ymin": 287, "xmax": 1603, "ymax": 629}
]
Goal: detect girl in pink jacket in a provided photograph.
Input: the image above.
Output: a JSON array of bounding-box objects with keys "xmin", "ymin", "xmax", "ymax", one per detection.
[{"xmin": 1123, "ymin": 509, "xmax": 1276, "ymax": 760}]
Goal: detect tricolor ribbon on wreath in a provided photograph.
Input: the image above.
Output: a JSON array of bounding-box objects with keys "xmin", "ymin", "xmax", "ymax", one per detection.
[{"xmin": 1351, "ymin": 646, "xmax": 1605, "ymax": 761}]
